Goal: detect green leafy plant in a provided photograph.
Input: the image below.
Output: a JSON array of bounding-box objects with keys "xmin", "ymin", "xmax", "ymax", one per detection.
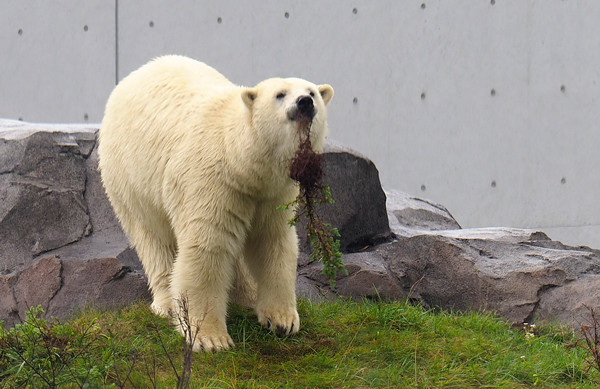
[
  {"xmin": 280, "ymin": 185, "xmax": 346, "ymax": 288},
  {"xmin": 0, "ymin": 306, "xmax": 105, "ymax": 388},
  {"xmin": 282, "ymin": 114, "xmax": 346, "ymax": 288}
]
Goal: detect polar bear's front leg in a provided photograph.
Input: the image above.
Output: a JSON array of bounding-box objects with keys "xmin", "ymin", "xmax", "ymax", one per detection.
[
  {"xmin": 245, "ymin": 205, "xmax": 300, "ymax": 337},
  {"xmin": 170, "ymin": 234, "xmax": 238, "ymax": 352}
]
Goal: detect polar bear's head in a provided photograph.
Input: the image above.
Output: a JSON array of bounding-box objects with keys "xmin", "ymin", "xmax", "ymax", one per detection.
[{"xmin": 241, "ymin": 78, "xmax": 334, "ymax": 154}]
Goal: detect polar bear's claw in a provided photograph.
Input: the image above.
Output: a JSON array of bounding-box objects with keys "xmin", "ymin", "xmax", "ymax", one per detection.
[
  {"xmin": 258, "ymin": 307, "xmax": 300, "ymax": 337},
  {"xmin": 275, "ymin": 325, "xmax": 289, "ymax": 338},
  {"xmin": 194, "ymin": 333, "xmax": 234, "ymax": 352}
]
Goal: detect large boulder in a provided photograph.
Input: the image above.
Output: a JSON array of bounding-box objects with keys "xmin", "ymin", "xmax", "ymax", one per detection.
[
  {"xmin": 297, "ymin": 142, "xmax": 392, "ymax": 253},
  {"xmin": 300, "ymin": 193, "xmax": 600, "ymax": 328},
  {"xmin": 385, "ymin": 189, "xmax": 461, "ymax": 234},
  {"xmin": 0, "ymin": 120, "xmax": 148, "ymax": 327},
  {"xmin": 0, "ymin": 126, "xmax": 94, "ymax": 270},
  {"xmin": 381, "ymin": 229, "xmax": 600, "ymax": 326}
]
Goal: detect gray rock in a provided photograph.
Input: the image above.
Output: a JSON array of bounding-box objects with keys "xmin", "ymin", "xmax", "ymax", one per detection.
[
  {"xmin": 536, "ymin": 275, "xmax": 600, "ymax": 326},
  {"xmin": 14, "ymin": 256, "xmax": 63, "ymax": 320},
  {"xmin": 295, "ymin": 274, "xmax": 329, "ymax": 302},
  {"xmin": 297, "ymin": 141, "xmax": 392, "ymax": 253},
  {"xmin": 0, "ymin": 120, "xmax": 150, "ymax": 327},
  {"xmin": 0, "ymin": 122, "xmax": 96, "ymax": 271},
  {"xmin": 0, "ymin": 274, "xmax": 18, "ymax": 325},
  {"xmin": 300, "ymin": 226, "xmax": 600, "ymax": 328},
  {"xmin": 48, "ymin": 256, "xmax": 150, "ymax": 320},
  {"xmin": 300, "ymin": 250, "xmax": 402, "ymax": 300},
  {"xmin": 0, "ymin": 254, "xmax": 150, "ymax": 327},
  {"xmin": 294, "ymin": 190, "xmax": 600, "ymax": 330},
  {"xmin": 83, "ymin": 141, "xmax": 121, "ymax": 233},
  {"xmin": 385, "ymin": 189, "xmax": 461, "ymax": 235}
]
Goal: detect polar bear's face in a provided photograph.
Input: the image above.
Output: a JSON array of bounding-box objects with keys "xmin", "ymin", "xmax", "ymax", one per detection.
[{"xmin": 242, "ymin": 78, "xmax": 334, "ymax": 155}]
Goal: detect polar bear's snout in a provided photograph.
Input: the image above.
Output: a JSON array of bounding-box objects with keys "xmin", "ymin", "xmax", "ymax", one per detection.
[
  {"xmin": 297, "ymin": 95, "xmax": 315, "ymax": 118},
  {"xmin": 287, "ymin": 95, "xmax": 316, "ymax": 121}
]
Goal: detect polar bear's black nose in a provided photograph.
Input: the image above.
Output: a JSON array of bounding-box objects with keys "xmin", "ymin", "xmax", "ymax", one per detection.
[{"xmin": 296, "ymin": 95, "xmax": 315, "ymax": 119}]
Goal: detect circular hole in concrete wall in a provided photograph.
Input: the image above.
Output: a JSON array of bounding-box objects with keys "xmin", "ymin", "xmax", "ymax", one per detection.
[
  {"xmin": 83, "ymin": 25, "xmax": 88, "ymax": 32},
  {"xmin": 18, "ymin": 28, "xmax": 23, "ymax": 35},
  {"xmin": 84, "ymin": 113, "xmax": 89, "ymax": 121},
  {"xmin": 561, "ymin": 177, "xmax": 566, "ymax": 184},
  {"xmin": 353, "ymin": 8, "xmax": 358, "ymax": 14},
  {"xmin": 149, "ymin": 21, "xmax": 154, "ymax": 27},
  {"xmin": 420, "ymin": 184, "xmax": 426, "ymax": 191},
  {"xmin": 353, "ymin": 97, "xmax": 358, "ymax": 105},
  {"xmin": 421, "ymin": 92, "xmax": 426, "ymax": 100},
  {"xmin": 560, "ymin": 85, "xmax": 566, "ymax": 93},
  {"xmin": 421, "ymin": 3, "xmax": 426, "ymax": 9},
  {"xmin": 490, "ymin": 89, "xmax": 496, "ymax": 97},
  {"xmin": 491, "ymin": 0, "xmax": 496, "ymax": 5},
  {"xmin": 491, "ymin": 180, "xmax": 497, "ymax": 188},
  {"xmin": 217, "ymin": 17, "xmax": 222, "ymax": 24},
  {"xmin": 284, "ymin": 12, "xmax": 290, "ymax": 19}
]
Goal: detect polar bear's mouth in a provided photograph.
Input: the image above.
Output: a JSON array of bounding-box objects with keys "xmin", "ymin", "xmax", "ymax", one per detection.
[{"xmin": 287, "ymin": 95, "xmax": 316, "ymax": 121}]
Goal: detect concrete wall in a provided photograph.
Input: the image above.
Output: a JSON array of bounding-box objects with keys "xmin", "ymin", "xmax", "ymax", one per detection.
[{"xmin": 2, "ymin": 1, "xmax": 599, "ymax": 248}]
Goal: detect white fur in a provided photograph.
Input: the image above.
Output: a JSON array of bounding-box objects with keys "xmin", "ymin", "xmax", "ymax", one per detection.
[{"xmin": 98, "ymin": 55, "xmax": 333, "ymax": 351}]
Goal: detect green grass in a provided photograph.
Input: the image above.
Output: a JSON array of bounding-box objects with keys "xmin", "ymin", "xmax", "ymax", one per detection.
[{"xmin": 0, "ymin": 298, "xmax": 597, "ymax": 388}]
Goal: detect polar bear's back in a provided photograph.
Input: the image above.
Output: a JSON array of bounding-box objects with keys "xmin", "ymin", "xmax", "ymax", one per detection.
[{"xmin": 103, "ymin": 56, "xmax": 233, "ymax": 132}]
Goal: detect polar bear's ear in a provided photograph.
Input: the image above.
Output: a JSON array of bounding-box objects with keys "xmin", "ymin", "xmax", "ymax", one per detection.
[
  {"xmin": 242, "ymin": 88, "xmax": 257, "ymax": 109},
  {"xmin": 318, "ymin": 84, "xmax": 334, "ymax": 105}
]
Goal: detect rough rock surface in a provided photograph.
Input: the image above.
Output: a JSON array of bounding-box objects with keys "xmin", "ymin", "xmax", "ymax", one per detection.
[
  {"xmin": 300, "ymin": 198, "xmax": 600, "ymax": 328},
  {"xmin": 2, "ymin": 119, "xmax": 600, "ymax": 331},
  {"xmin": 0, "ymin": 128, "xmax": 93, "ymax": 271},
  {"xmin": 297, "ymin": 141, "xmax": 392, "ymax": 253},
  {"xmin": 0, "ymin": 120, "xmax": 148, "ymax": 327},
  {"xmin": 385, "ymin": 189, "xmax": 461, "ymax": 233}
]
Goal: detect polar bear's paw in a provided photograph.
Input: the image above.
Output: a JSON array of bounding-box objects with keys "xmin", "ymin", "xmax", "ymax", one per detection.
[
  {"xmin": 151, "ymin": 301, "xmax": 171, "ymax": 318},
  {"xmin": 257, "ymin": 306, "xmax": 300, "ymax": 337},
  {"xmin": 192, "ymin": 331, "xmax": 234, "ymax": 352}
]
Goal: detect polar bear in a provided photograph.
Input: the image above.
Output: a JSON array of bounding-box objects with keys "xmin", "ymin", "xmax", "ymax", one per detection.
[{"xmin": 98, "ymin": 55, "xmax": 334, "ymax": 351}]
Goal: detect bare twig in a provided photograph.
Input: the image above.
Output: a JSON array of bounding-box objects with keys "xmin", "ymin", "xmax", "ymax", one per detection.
[
  {"xmin": 107, "ymin": 327, "xmax": 140, "ymax": 389},
  {"xmin": 581, "ymin": 305, "xmax": 600, "ymax": 374},
  {"xmin": 143, "ymin": 348, "xmax": 158, "ymax": 389}
]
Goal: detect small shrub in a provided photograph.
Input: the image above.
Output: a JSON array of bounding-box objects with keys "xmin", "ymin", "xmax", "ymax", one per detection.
[{"xmin": 0, "ymin": 306, "xmax": 105, "ymax": 388}]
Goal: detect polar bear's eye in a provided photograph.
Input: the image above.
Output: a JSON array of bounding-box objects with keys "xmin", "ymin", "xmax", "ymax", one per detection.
[
  {"xmin": 309, "ymin": 91, "xmax": 315, "ymax": 98},
  {"xmin": 276, "ymin": 92, "xmax": 286, "ymax": 100}
]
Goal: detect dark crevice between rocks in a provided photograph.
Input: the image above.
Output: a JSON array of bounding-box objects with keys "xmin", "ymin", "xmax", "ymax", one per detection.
[
  {"xmin": 108, "ymin": 266, "xmax": 132, "ymax": 283},
  {"xmin": 461, "ymin": 242, "xmax": 498, "ymax": 260},
  {"xmin": 81, "ymin": 173, "xmax": 93, "ymax": 237},
  {"xmin": 523, "ymin": 283, "xmax": 563, "ymax": 324},
  {"xmin": 48, "ymin": 258, "xmax": 65, "ymax": 305},
  {"xmin": 74, "ymin": 133, "xmax": 97, "ymax": 158},
  {"xmin": 344, "ymin": 233, "xmax": 395, "ymax": 253},
  {"xmin": 523, "ymin": 238, "xmax": 597, "ymax": 254}
]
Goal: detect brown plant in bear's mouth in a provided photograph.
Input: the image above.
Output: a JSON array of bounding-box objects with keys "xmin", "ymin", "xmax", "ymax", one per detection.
[
  {"xmin": 282, "ymin": 114, "xmax": 346, "ymax": 288},
  {"xmin": 289, "ymin": 116, "xmax": 324, "ymax": 190}
]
